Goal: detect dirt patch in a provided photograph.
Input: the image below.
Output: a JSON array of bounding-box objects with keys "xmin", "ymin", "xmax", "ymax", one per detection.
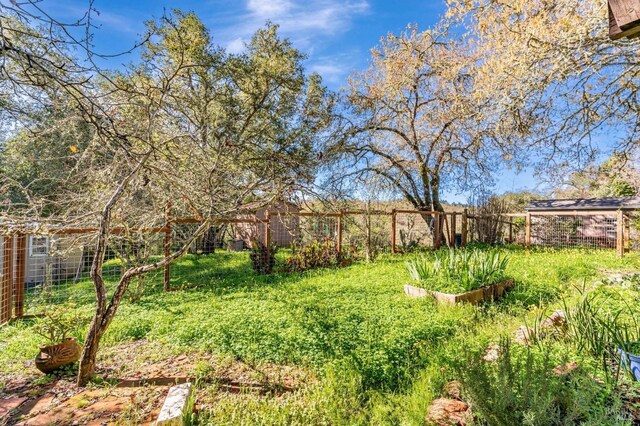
[
  {"xmin": 1, "ymin": 340, "xmax": 313, "ymax": 425},
  {"xmin": 14, "ymin": 387, "xmax": 164, "ymax": 425},
  {"xmin": 99, "ymin": 340, "xmax": 312, "ymax": 395}
]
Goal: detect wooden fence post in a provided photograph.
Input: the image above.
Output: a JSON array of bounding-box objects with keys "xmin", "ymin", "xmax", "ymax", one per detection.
[
  {"xmin": 525, "ymin": 212, "xmax": 531, "ymax": 254},
  {"xmin": 1, "ymin": 235, "xmax": 14, "ymax": 324},
  {"xmin": 434, "ymin": 212, "xmax": 441, "ymax": 249},
  {"xmin": 617, "ymin": 209, "xmax": 624, "ymax": 258},
  {"xmin": 451, "ymin": 212, "xmax": 457, "ymax": 247},
  {"xmin": 461, "ymin": 209, "xmax": 468, "ymax": 247},
  {"xmin": 625, "ymin": 214, "xmax": 631, "ymax": 251},
  {"xmin": 14, "ymin": 234, "xmax": 26, "ymax": 318},
  {"xmin": 164, "ymin": 202, "xmax": 172, "ymax": 292},
  {"xmin": 264, "ymin": 212, "xmax": 272, "ymax": 273},
  {"xmin": 337, "ymin": 211, "xmax": 343, "ymax": 255},
  {"xmin": 391, "ymin": 209, "xmax": 397, "ymax": 254},
  {"xmin": 508, "ymin": 218, "xmax": 513, "ymax": 244}
]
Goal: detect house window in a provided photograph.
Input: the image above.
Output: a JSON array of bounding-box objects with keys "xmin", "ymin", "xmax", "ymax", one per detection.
[{"xmin": 29, "ymin": 236, "xmax": 49, "ymax": 257}]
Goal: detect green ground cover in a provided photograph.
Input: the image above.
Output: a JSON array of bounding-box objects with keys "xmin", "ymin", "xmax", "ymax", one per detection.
[{"xmin": 2, "ymin": 246, "xmax": 640, "ymax": 424}]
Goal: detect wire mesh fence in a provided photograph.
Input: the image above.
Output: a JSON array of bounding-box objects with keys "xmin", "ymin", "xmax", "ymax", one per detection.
[
  {"xmin": 1, "ymin": 235, "xmax": 12, "ymax": 323},
  {"xmin": 467, "ymin": 212, "xmax": 627, "ymax": 250},
  {"xmin": 394, "ymin": 212, "xmax": 435, "ymax": 251},
  {"xmin": 341, "ymin": 211, "xmax": 392, "ymax": 258},
  {"xmin": 530, "ymin": 214, "xmax": 618, "ymax": 249},
  {"xmin": 7, "ymin": 230, "xmax": 172, "ymax": 318},
  {"xmin": 22, "ymin": 232, "xmax": 96, "ymax": 312},
  {"xmin": 272, "ymin": 213, "xmax": 339, "ymax": 248},
  {"xmin": 467, "ymin": 214, "xmax": 525, "ymax": 245},
  {"xmin": 2, "ymin": 208, "xmax": 637, "ymax": 325},
  {"xmin": 441, "ymin": 212, "xmax": 464, "ymax": 248},
  {"xmin": 626, "ymin": 212, "xmax": 640, "ymax": 251}
]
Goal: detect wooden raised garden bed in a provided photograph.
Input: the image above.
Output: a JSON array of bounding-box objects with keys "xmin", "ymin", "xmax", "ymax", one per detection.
[{"xmin": 404, "ymin": 279, "xmax": 514, "ymax": 305}]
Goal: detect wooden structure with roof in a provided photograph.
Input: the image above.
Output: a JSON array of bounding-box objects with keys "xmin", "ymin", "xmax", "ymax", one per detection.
[
  {"xmin": 609, "ymin": 0, "xmax": 640, "ymax": 40},
  {"xmin": 526, "ymin": 196, "xmax": 640, "ymax": 212},
  {"xmin": 235, "ymin": 200, "xmax": 302, "ymax": 248},
  {"xmin": 525, "ymin": 197, "xmax": 638, "ymax": 257}
]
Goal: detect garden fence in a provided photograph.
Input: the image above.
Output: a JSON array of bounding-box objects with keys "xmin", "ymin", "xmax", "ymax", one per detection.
[
  {"xmin": 467, "ymin": 210, "xmax": 634, "ymax": 257},
  {"xmin": 1, "ymin": 207, "xmax": 636, "ymax": 325}
]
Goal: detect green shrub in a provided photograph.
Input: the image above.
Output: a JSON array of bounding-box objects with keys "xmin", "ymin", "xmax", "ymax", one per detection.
[
  {"xmin": 32, "ymin": 301, "xmax": 85, "ymax": 345},
  {"xmin": 406, "ymin": 249, "xmax": 509, "ymax": 293},
  {"xmin": 249, "ymin": 242, "xmax": 277, "ymax": 275},
  {"xmin": 284, "ymin": 239, "xmax": 346, "ymax": 272},
  {"xmin": 456, "ymin": 339, "xmax": 628, "ymax": 425},
  {"xmin": 563, "ymin": 285, "xmax": 640, "ymax": 383}
]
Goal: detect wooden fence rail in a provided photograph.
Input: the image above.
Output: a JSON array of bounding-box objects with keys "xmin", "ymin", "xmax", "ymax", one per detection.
[{"xmin": 1, "ymin": 208, "xmax": 635, "ymax": 324}]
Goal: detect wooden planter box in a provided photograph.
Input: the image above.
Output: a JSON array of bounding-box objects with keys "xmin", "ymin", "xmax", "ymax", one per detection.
[{"xmin": 404, "ymin": 279, "xmax": 514, "ymax": 305}]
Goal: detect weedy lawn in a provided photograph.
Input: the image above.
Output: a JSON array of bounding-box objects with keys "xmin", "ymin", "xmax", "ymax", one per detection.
[{"xmin": 1, "ymin": 247, "xmax": 639, "ymax": 424}]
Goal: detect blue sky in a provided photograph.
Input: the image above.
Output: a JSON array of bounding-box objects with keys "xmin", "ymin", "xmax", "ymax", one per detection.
[
  {"xmin": 46, "ymin": 0, "xmax": 543, "ymax": 202},
  {"xmin": 49, "ymin": 0, "xmax": 446, "ymax": 87}
]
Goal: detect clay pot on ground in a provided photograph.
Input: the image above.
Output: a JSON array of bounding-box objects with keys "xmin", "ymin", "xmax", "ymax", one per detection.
[{"xmin": 35, "ymin": 337, "xmax": 82, "ymax": 374}]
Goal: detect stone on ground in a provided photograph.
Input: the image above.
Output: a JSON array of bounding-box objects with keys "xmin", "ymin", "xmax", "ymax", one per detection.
[
  {"xmin": 156, "ymin": 383, "xmax": 193, "ymax": 426},
  {"xmin": 540, "ymin": 310, "xmax": 567, "ymax": 330},
  {"xmin": 482, "ymin": 343, "xmax": 501, "ymax": 362},
  {"xmin": 514, "ymin": 326, "xmax": 536, "ymax": 345},
  {"xmin": 0, "ymin": 397, "xmax": 28, "ymax": 418},
  {"xmin": 426, "ymin": 398, "xmax": 471, "ymax": 426},
  {"xmin": 553, "ymin": 362, "xmax": 579, "ymax": 376}
]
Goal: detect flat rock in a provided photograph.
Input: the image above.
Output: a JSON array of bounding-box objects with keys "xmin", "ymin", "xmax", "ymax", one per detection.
[
  {"xmin": 426, "ymin": 398, "xmax": 471, "ymax": 426},
  {"xmin": 514, "ymin": 326, "xmax": 535, "ymax": 345},
  {"xmin": 540, "ymin": 310, "xmax": 567, "ymax": 330},
  {"xmin": 156, "ymin": 383, "xmax": 192, "ymax": 426},
  {"xmin": 404, "ymin": 284, "xmax": 429, "ymax": 298},
  {"xmin": 0, "ymin": 396, "xmax": 28, "ymax": 417},
  {"xmin": 482, "ymin": 343, "xmax": 501, "ymax": 362},
  {"xmin": 27, "ymin": 394, "xmax": 55, "ymax": 414}
]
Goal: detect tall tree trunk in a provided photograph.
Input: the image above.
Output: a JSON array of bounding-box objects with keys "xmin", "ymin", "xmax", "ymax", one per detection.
[
  {"xmin": 77, "ymin": 227, "xmax": 111, "ymax": 385},
  {"xmin": 430, "ymin": 176, "xmax": 446, "ymax": 244},
  {"xmin": 76, "ymin": 217, "xmax": 211, "ymax": 387},
  {"xmin": 77, "ymin": 315, "xmax": 103, "ymax": 385},
  {"xmin": 430, "ymin": 176, "xmax": 444, "ymax": 213},
  {"xmin": 201, "ymin": 226, "xmax": 217, "ymax": 255},
  {"xmin": 77, "ymin": 154, "xmax": 150, "ymax": 387},
  {"xmin": 77, "ymin": 273, "xmax": 133, "ymax": 386}
]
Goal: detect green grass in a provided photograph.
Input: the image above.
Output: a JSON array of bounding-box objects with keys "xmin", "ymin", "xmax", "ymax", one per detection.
[{"xmin": 2, "ymin": 246, "xmax": 640, "ymax": 424}]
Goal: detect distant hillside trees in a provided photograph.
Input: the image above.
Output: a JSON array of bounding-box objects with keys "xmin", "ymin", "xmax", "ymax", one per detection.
[{"xmin": 554, "ymin": 152, "xmax": 639, "ymax": 198}]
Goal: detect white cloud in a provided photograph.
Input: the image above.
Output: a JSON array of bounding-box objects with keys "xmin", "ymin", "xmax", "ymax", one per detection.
[
  {"xmin": 247, "ymin": 0, "xmax": 294, "ymax": 17},
  {"xmin": 226, "ymin": 37, "xmax": 246, "ymax": 54},
  {"xmin": 308, "ymin": 62, "xmax": 348, "ymax": 85},
  {"xmin": 307, "ymin": 52, "xmax": 361, "ymax": 86},
  {"xmin": 257, "ymin": 0, "xmax": 368, "ymax": 35},
  {"xmin": 213, "ymin": 0, "xmax": 369, "ymax": 52},
  {"xmin": 208, "ymin": 0, "xmax": 371, "ymax": 88}
]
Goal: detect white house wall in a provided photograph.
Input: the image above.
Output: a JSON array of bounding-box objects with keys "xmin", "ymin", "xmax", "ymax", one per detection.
[
  {"xmin": 24, "ymin": 235, "xmax": 84, "ymax": 285},
  {"xmin": 1, "ymin": 235, "xmax": 83, "ymax": 286}
]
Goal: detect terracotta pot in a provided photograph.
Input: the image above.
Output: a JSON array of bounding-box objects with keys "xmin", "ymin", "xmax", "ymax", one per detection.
[{"xmin": 35, "ymin": 337, "xmax": 82, "ymax": 374}]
